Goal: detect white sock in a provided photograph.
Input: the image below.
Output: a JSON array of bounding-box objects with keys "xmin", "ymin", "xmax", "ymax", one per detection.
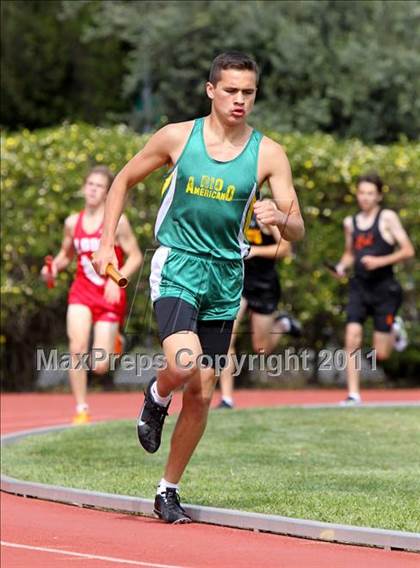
[
  {"xmin": 151, "ymin": 381, "xmax": 172, "ymax": 407},
  {"xmin": 157, "ymin": 478, "xmax": 179, "ymax": 495},
  {"xmin": 222, "ymin": 396, "xmax": 233, "ymax": 406},
  {"xmin": 76, "ymin": 403, "xmax": 88, "ymax": 413},
  {"xmin": 348, "ymin": 392, "xmax": 361, "ymax": 401},
  {"xmin": 279, "ymin": 317, "xmax": 291, "ymax": 332}
]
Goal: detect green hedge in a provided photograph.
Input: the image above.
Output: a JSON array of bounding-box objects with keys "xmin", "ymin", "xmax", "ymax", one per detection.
[{"xmin": 1, "ymin": 123, "xmax": 419, "ymax": 389}]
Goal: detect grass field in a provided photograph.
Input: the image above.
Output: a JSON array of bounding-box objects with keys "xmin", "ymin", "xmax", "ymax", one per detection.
[{"xmin": 2, "ymin": 407, "xmax": 420, "ymax": 532}]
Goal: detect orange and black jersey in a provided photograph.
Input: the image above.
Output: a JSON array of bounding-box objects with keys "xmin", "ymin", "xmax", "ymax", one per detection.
[{"xmin": 352, "ymin": 209, "xmax": 394, "ymax": 281}]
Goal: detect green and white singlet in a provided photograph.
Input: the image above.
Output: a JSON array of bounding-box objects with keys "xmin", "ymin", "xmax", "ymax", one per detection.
[{"xmin": 150, "ymin": 117, "xmax": 263, "ymax": 320}]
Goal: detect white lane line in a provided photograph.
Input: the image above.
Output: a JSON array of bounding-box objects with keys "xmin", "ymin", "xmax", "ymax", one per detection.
[{"xmin": 1, "ymin": 541, "xmax": 187, "ymax": 568}]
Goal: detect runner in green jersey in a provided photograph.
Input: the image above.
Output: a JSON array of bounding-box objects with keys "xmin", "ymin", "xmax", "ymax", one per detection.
[
  {"xmin": 93, "ymin": 51, "xmax": 305, "ymax": 523},
  {"xmin": 150, "ymin": 116, "xmax": 263, "ymax": 320}
]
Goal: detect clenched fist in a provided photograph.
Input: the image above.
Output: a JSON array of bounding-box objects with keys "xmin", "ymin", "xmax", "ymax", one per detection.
[{"xmin": 253, "ymin": 200, "xmax": 285, "ymax": 227}]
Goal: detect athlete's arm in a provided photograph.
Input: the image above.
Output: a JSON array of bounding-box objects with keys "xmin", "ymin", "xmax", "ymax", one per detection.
[
  {"xmin": 115, "ymin": 215, "xmax": 143, "ymax": 278},
  {"xmin": 93, "ymin": 123, "xmax": 187, "ymax": 275},
  {"xmin": 361, "ymin": 210, "xmax": 415, "ymax": 271},
  {"xmin": 248, "ymin": 224, "xmax": 291, "ymax": 260},
  {"xmin": 336, "ymin": 216, "xmax": 355, "ymax": 276},
  {"xmin": 41, "ymin": 215, "xmax": 76, "ymax": 280},
  {"xmin": 255, "ymin": 138, "xmax": 305, "ymax": 242},
  {"xmin": 103, "ymin": 214, "xmax": 143, "ymax": 304}
]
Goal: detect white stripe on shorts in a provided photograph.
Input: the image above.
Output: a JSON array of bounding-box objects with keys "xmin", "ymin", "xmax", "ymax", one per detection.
[{"xmin": 150, "ymin": 246, "xmax": 171, "ymax": 302}]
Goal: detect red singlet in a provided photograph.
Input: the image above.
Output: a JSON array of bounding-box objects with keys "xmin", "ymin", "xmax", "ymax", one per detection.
[{"xmin": 68, "ymin": 211, "xmax": 126, "ymax": 325}]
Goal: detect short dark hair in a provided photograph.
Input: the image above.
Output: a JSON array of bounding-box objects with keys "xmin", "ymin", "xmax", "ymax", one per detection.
[
  {"xmin": 209, "ymin": 51, "xmax": 259, "ymax": 85},
  {"xmin": 85, "ymin": 165, "xmax": 114, "ymax": 191},
  {"xmin": 356, "ymin": 172, "xmax": 383, "ymax": 194}
]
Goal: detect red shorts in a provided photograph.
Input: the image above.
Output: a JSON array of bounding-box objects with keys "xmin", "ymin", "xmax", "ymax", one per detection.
[{"xmin": 68, "ymin": 278, "xmax": 126, "ymax": 326}]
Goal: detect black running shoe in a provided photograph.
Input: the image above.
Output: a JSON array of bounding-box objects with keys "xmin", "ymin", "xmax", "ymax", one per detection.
[
  {"xmin": 216, "ymin": 399, "xmax": 234, "ymax": 410},
  {"xmin": 137, "ymin": 378, "xmax": 171, "ymax": 453},
  {"xmin": 154, "ymin": 489, "xmax": 192, "ymax": 524}
]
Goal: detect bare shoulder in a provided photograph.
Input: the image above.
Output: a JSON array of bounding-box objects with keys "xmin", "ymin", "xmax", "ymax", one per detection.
[
  {"xmin": 343, "ymin": 215, "xmax": 353, "ymax": 230},
  {"xmin": 260, "ymin": 136, "xmax": 288, "ymax": 160},
  {"xmin": 156, "ymin": 120, "xmax": 195, "ymax": 144},
  {"xmin": 258, "ymin": 136, "xmax": 290, "ymax": 181},
  {"xmin": 116, "ymin": 213, "xmax": 133, "ymax": 232},
  {"xmin": 150, "ymin": 120, "xmax": 195, "ymax": 163},
  {"xmin": 65, "ymin": 213, "xmax": 79, "ymax": 233},
  {"xmin": 381, "ymin": 208, "xmax": 399, "ymax": 222}
]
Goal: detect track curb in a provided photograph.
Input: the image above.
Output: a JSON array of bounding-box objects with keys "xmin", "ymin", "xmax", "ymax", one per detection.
[{"xmin": 2, "ymin": 420, "xmax": 420, "ymax": 552}]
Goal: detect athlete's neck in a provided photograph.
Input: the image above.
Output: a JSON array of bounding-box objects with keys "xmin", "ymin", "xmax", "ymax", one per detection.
[
  {"xmin": 84, "ymin": 204, "xmax": 105, "ymax": 217},
  {"xmin": 206, "ymin": 112, "xmax": 251, "ymax": 143},
  {"xmin": 358, "ymin": 205, "xmax": 380, "ymax": 219}
]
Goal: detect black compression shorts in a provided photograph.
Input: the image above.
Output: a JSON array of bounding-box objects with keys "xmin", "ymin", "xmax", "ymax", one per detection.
[
  {"xmin": 154, "ymin": 297, "xmax": 234, "ymax": 366},
  {"xmin": 242, "ymin": 273, "xmax": 281, "ymax": 315},
  {"xmin": 346, "ymin": 277, "xmax": 402, "ymax": 332}
]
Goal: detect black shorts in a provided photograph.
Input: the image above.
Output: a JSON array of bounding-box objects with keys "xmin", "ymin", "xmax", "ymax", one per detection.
[
  {"xmin": 346, "ymin": 277, "xmax": 402, "ymax": 332},
  {"xmin": 154, "ymin": 297, "xmax": 234, "ymax": 366},
  {"xmin": 242, "ymin": 273, "xmax": 281, "ymax": 315}
]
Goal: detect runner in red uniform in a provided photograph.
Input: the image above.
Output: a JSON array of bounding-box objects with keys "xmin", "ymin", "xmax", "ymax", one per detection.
[
  {"xmin": 42, "ymin": 166, "xmax": 143, "ymax": 423},
  {"xmin": 68, "ymin": 209, "xmax": 127, "ymax": 325}
]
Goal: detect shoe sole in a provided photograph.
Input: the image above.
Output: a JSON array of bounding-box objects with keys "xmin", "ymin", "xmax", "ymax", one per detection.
[
  {"xmin": 136, "ymin": 425, "xmax": 160, "ymax": 454},
  {"xmin": 153, "ymin": 509, "xmax": 192, "ymax": 524}
]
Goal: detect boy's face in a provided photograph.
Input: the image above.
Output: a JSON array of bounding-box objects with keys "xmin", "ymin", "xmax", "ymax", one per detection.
[
  {"xmin": 206, "ymin": 68, "xmax": 257, "ymax": 124},
  {"xmin": 83, "ymin": 173, "xmax": 109, "ymax": 207},
  {"xmin": 356, "ymin": 181, "xmax": 382, "ymax": 211}
]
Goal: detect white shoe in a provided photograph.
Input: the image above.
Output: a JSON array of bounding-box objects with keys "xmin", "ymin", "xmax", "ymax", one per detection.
[
  {"xmin": 393, "ymin": 316, "xmax": 408, "ymax": 352},
  {"xmin": 340, "ymin": 395, "xmax": 361, "ymax": 407}
]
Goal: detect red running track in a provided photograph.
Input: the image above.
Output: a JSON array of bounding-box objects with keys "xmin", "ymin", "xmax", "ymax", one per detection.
[{"xmin": 2, "ymin": 390, "xmax": 420, "ymax": 568}]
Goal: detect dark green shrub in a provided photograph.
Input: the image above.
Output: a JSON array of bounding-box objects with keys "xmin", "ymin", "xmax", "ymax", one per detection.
[{"xmin": 2, "ymin": 124, "xmax": 418, "ymax": 388}]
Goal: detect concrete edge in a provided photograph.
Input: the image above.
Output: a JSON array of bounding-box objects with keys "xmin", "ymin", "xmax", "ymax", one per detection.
[{"xmin": 2, "ymin": 421, "xmax": 420, "ymax": 552}]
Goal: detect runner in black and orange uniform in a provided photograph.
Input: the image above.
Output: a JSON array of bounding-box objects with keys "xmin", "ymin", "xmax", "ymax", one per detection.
[
  {"xmin": 217, "ymin": 201, "xmax": 301, "ymax": 409},
  {"xmin": 42, "ymin": 166, "xmax": 142, "ymax": 423},
  {"xmin": 335, "ymin": 173, "xmax": 414, "ymax": 405}
]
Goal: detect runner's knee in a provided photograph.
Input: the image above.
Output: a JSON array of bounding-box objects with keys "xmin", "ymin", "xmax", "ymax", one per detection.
[
  {"xmin": 166, "ymin": 361, "xmax": 198, "ymax": 386},
  {"xmin": 91, "ymin": 360, "xmax": 110, "ymax": 375},
  {"xmin": 69, "ymin": 339, "xmax": 89, "ymax": 356},
  {"xmin": 375, "ymin": 346, "xmax": 392, "ymax": 361},
  {"xmin": 183, "ymin": 388, "xmax": 213, "ymax": 415},
  {"xmin": 345, "ymin": 330, "xmax": 362, "ymax": 351}
]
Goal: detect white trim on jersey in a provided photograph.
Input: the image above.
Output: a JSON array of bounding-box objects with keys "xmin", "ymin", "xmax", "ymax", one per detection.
[
  {"xmin": 237, "ymin": 183, "xmax": 257, "ymax": 258},
  {"xmin": 154, "ymin": 167, "xmax": 178, "ymax": 238}
]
